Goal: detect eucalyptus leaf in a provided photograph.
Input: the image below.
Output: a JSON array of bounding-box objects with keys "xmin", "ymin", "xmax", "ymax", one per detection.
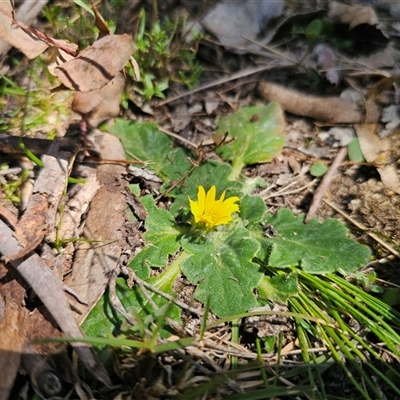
[{"xmin": 263, "ymin": 208, "xmax": 371, "ymax": 275}]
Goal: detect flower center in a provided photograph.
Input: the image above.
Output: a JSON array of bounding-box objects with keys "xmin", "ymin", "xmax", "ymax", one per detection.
[{"xmin": 201, "ymin": 212, "xmax": 216, "ymax": 225}]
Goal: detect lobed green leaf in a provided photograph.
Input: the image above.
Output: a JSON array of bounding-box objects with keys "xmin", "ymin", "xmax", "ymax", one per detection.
[
  {"xmin": 181, "ymin": 228, "xmax": 263, "ymax": 317},
  {"xmin": 109, "ymin": 120, "xmax": 192, "ymax": 182},
  {"xmin": 263, "ymin": 208, "xmax": 371, "ymax": 275},
  {"xmin": 215, "ymin": 103, "xmax": 285, "ymax": 179}
]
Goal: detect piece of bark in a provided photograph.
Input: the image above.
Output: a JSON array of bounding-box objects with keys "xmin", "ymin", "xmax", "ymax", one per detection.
[
  {"xmin": 0, "ymin": 220, "xmax": 111, "ymax": 386},
  {"xmin": 48, "ymin": 169, "xmax": 100, "ymax": 244},
  {"xmin": 5, "ymin": 139, "xmax": 80, "ymax": 262},
  {"xmin": 0, "ymin": 134, "xmax": 79, "ymax": 155},
  {"xmin": 52, "ymin": 165, "xmax": 100, "ymax": 277},
  {"xmin": 0, "ymin": 294, "xmax": 28, "ymax": 400},
  {"xmin": 65, "ymin": 132, "xmax": 127, "ymax": 324},
  {"xmin": 258, "ymin": 81, "xmax": 380, "ymax": 124}
]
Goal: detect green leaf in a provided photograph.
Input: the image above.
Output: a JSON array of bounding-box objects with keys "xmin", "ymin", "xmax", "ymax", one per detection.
[
  {"xmin": 133, "ymin": 257, "xmax": 184, "ymax": 333},
  {"xmin": 310, "ymin": 161, "xmax": 328, "ymax": 177},
  {"xmin": 215, "ymin": 103, "xmax": 285, "ymax": 179},
  {"xmin": 306, "ymin": 19, "xmax": 323, "ymax": 40},
  {"xmin": 83, "ymin": 252, "xmax": 188, "ymax": 339},
  {"xmin": 348, "ymin": 137, "xmax": 365, "ymax": 163},
  {"xmin": 81, "ymin": 288, "xmax": 121, "ymax": 339},
  {"xmin": 129, "ymin": 195, "xmax": 185, "ymax": 274},
  {"xmin": 73, "ymin": 0, "xmax": 95, "ymax": 16},
  {"xmin": 240, "ymin": 194, "xmax": 267, "ymax": 227},
  {"xmin": 181, "ymin": 228, "xmax": 263, "ymax": 317},
  {"xmin": 258, "ymin": 272, "xmax": 299, "ymax": 303},
  {"xmin": 83, "ymin": 259, "xmax": 183, "ymax": 339},
  {"xmin": 109, "ymin": 120, "xmax": 192, "ymax": 182},
  {"xmin": 383, "ymin": 288, "xmax": 400, "ymax": 307},
  {"xmin": 263, "ymin": 208, "xmax": 371, "ymax": 275}
]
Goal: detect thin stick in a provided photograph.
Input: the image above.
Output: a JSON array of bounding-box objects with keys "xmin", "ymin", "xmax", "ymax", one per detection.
[
  {"xmin": 262, "ymin": 179, "xmax": 317, "ymax": 200},
  {"xmin": 122, "ymin": 266, "xmax": 204, "ymax": 317},
  {"xmin": 158, "ymin": 127, "xmax": 198, "ymax": 148},
  {"xmin": 305, "ymin": 147, "xmax": 347, "ymax": 223},
  {"xmin": 109, "ymin": 274, "xmax": 136, "ymax": 325},
  {"xmin": 323, "ymin": 199, "xmax": 400, "ymax": 258},
  {"xmin": 158, "ymin": 65, "xmax": 274, "ymax": 106},
  {"xmin": 128, "ymin": 271, "xmax": 190, "ymax": 335}
]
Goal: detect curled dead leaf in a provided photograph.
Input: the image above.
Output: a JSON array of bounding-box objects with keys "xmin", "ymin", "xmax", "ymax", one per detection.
[
  {"xmin": 72, "ymin": 72, "xmax": 126, "ymax": 127},
  {"xmin": 54, "ymin": 34, "xmax": 134, "ymax": 92},
  {"xmin": 0, "ymin": 2, "xmax": 48, "ymax": 59},
  {"xmin": 355, "ymin": 77, "xmax": 400, "ymax": 194},
  {"xmin": 328, "ymin": 1, "xmax": 378, "ymax": 29}
]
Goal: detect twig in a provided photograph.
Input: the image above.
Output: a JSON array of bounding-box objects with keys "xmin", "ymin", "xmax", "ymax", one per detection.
[
  {"xmin": 305, "ymin": 147, "xmax": 348, "ymax": 223},
  {"xmin": 121, "ymin": 267, "xmax": 204, "ymax": 317},
  {"xmin": 323, "ymin": 199, "xmax": 400, "ymax": 258},
  {"xmin": 108, "ymin": 274, "xmax": 136, "ymax": 325},
  {"xmin": 242, "ymin": 36, "xmax": 299, "ymax": 65},
  {"xmin": 158, "ymin": 127, "xmax": 198, "ymax": 149},
  {"xmin": 126, "ymin": 269, "xmax": 189, "ymax": 336},
  {"xmin": 261, "ymin": 179, "xmax": 317, "ymax": 200},
  {"xmin": 158, "ymin": 65, "xmax": 274, "ymax": 106},
  {"xmin": 12, "ymin": 19, "xmax": 77, "ymax": 56}
]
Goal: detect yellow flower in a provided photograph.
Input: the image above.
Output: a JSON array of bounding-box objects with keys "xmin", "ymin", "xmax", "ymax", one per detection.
[{"xmin": 188, "ymin": 185, "xmax": 240, "ymax": 230}]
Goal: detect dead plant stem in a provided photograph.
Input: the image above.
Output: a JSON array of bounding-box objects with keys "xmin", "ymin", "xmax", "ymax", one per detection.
[{"xmin": 305, "ymin": 147, "xmax": 347, "ymax": 223}]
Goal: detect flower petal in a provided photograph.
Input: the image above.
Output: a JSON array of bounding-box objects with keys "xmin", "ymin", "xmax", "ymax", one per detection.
[
  {"xmin": 222, "ymin": 196, "xmax": 240, "ymax": 213},
  {"xmin": 205, "ymin": 185, "xmax": 216, "ymax": 214},
  {"xmin": 188, "ymin": 196, "xmax": 199, "ymax": 222},
  {"xmin": 197, "ymin": 185, "xmax": 206, "ymax": 215}
]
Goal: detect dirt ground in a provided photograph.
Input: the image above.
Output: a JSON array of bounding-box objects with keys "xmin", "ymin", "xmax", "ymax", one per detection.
[{"xmin": 1, "ymin": 0, "xmax": 400, "ymax": 399}]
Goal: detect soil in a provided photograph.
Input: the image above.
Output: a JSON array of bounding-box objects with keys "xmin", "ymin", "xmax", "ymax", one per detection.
[{"xmin": 1, "ymin": 1, "xmax": 400, "ymax": 399}]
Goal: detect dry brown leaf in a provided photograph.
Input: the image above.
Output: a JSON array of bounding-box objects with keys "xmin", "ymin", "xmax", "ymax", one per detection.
[
  {"xmin": 5, "ymin": 193, "xmax": 48, "ymax": 262},
  {"xmin": 355, "ymin": 123, "xmax": 400, "ymax": 194},
  {"xmin": 0, "ymin": 2, "xmax": 48, "ymax": 59},
  {"xmin": 328, "ymin": 1, "xmax": 378, "ymax": 29},
  {"xmin": 64, "ymin": 132, "xmax": 127, "ymax": 324},
  {"xmin": 0, "ymin": 295, "xmax": 28, "ymax": 400},
  {"xmin": 54, "ymin": 34, "xmax": 134, "ymax": 92},
  {"xmin": 0, "ymin": 220, "xmax": 111, "ymax": 386},
  {"xmin": 92, "ymin": 3, "xmax": 112, "ymax": 37},
  {"xmin": 355, "ymin": 78, "xmax": 400, "ymax": 194},
  {"xmin": 47, "ymin": 48, "xmax": 76, "ymax": 75},
  {"xmin": 72, "ymin": 72, "xmax": 125, "ymax": 127}
]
